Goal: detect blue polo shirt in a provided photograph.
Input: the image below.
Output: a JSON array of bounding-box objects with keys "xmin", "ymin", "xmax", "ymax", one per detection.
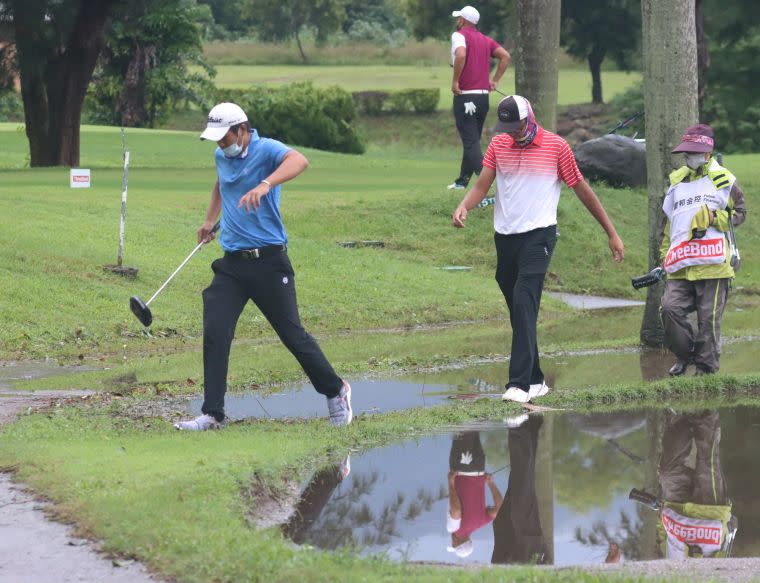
[{"xmin": 215, "ymin": 129, "xmax": 291, "ymax": 251}]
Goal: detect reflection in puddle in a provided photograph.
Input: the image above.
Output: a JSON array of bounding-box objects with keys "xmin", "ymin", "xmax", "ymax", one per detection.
[
  {"xmin": 192, "ymin": 339, "xmax": 760, "ymax": 421},
  {"xmin": 277, "ymin": 406, "xmax": 760, "ymax": 566}
]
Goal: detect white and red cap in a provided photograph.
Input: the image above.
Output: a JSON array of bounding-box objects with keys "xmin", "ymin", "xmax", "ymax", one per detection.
[
  {"xmin": 494, "ymin": 95, "xmax": 531, "ymax": 132},
  {"xmin": 200, "ymin": 102, "xmax": 248, "ymax": 141},
  {"xmin": 452, "ymin": 5, "xmax": 480, "ymax": 25},
  {"xmin": 671, "ymin": 124, "xmax": 715, "ymax": 153}
]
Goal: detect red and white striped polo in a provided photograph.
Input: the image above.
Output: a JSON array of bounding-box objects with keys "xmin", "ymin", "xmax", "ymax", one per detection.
[{"xmin": 482, "ymin": 127, "xmax": 584, "ymax": 235}]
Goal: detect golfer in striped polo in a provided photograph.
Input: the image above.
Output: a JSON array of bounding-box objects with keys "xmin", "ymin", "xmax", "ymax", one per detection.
[{"xmin": 452, "ymin": 95, "xmax": 625, "ymax": 404}]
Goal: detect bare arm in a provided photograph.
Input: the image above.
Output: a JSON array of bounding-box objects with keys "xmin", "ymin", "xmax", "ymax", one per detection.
[
  {"xmin": 238, "ymin": 149, "xmax": 310, "ymax": 213},
  {"xmin": 451, "ymin": 167, "xmax": 496, "ymax": 227},
  {"xmin": 448, "ymin": 472, "xmax": 462, "ymax": 519},
  {"xmin": 197, "ymin": 178, "xmax": 222, "ymax": 243},
  {"xmin": 485, "ymin": 474, "xmax": 504, "ymax": 518},
  {"xmin": 490, "ymin": 47, "xmax": 511, "ymax": 90},
  {"xmin": 571, "ymin": 179, "xmax": 625, "ymax": 261},
  {"xmin": 452, "ymin": 47, "xmax": 466, "ymax": 95}
]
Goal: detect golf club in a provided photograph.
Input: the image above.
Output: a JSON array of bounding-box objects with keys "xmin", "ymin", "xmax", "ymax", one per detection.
[
  {"xmin": 130, "ymin": 221, "xmax": 220, "ymax": 327},
  {"xmin": 631, "ymin": 266, "xmax": 664, "ymax": 290}
]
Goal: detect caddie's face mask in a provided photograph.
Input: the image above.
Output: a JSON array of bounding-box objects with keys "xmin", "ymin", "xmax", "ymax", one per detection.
[{"xmin": 685, "ymin": 152, "xmax": 708, "ymax": 170}]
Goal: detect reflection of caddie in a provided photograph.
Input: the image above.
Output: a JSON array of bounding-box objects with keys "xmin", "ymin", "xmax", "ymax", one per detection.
[{"xmin": 660, "ymin": 124, "xmax": 747, "ymax": 376}]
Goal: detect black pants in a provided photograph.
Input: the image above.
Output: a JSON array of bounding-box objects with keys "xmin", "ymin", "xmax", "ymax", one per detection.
[
  {"xmin": 492, "ymin": 415, "xmax": 548, "ymax": 565},
  {"xmin": 201, "ymin": 251, "xmax": 342, "ymax": 421},
  {"xmin": 494, "ymin": 226, "xmax": 557, "ymax": 391},
  {"xmin": 453, "ymin": 93, "xmax": 490, "ymax": 184}
]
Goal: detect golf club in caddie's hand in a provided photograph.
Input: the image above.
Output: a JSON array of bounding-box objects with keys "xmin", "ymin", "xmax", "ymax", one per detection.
[{"xmin": 130, "ymin": 221, "xmax": 220, "ymax": 327}]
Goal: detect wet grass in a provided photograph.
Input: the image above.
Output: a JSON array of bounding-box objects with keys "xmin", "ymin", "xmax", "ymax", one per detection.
[{"xmin": 1, "ymin": 375, "xmax": 758, "ymax": 582}]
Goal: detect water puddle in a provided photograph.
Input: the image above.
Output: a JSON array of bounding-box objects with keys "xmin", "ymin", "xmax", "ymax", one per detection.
[
  {"xmin": 0, "ymin": 360, "xmax": 99, "ymax": 390},
  {"xmin": 190, "ymin": 339, "xmax": 760, "ymax": 420},
  {"xmin": 546, "ymin": 292, "xmax": 645, "ymax": 310},
  {"xmin": 277, "ymin": 405, "xmax": 760, "ymax": 566}
]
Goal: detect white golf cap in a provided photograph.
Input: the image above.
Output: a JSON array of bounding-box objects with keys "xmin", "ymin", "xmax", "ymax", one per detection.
[
  {"xmin": 452, "ymin": 5, "xmax": 480, "ymax": 25},
  {"xmin": 200, "ymin": 102, "xmax": 248, "ymax": 141},
  {"xmin": 447, "ymin": 539, "xmax": 474, "ymax": 558}
]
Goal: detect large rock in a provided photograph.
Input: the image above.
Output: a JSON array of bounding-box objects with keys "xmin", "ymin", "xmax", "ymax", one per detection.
[{"xmin": 575, "ymin": 134, "xmax": 647, "ymax": 187}]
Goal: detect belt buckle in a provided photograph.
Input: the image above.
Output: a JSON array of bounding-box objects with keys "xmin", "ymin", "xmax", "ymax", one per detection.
[{"xmin": 242, "ymin": 248, "xmax": 260, "ymax": 259}]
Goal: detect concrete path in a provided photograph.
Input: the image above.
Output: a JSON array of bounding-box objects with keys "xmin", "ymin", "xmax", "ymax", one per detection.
[{"xmin": 0, "ymin": 391, "xmax": 158, "ymax": 583}]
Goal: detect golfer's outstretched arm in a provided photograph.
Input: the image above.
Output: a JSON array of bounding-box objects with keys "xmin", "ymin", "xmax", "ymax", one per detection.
[
  {"xmin": 572, "ymin": 179, "xmax": 625, "ymax": 262},
  {"xmin": 452, "ymin": 167, "xmax": 496, "ymax": 228},
  {"xmin": 198, "ymin": 178, "xmax": 222, "ymax": 243}
]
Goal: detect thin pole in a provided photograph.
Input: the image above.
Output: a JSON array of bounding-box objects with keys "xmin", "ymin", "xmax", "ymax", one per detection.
[{"xmin": 117, "ymin": 150, "xmax": 130, "ymax": 266}]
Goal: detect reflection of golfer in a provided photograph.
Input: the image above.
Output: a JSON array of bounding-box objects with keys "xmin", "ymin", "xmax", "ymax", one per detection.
[
  {"xmin": 657, "ymin": 410, "xmax": 735, "ymax": 558},
  {"xmin": 452, "ymin": 95, "xmax": 624, "ymax": 404},
  {"xmin": 447, "ymin": 5, "xmax": 511, "ymax": 190},
  {"xmin": 492, "ymin": 415, "xmax": 549, "ymax": 565},
  {"xmin": 446, "ymin": 431, "xmax": 503, "ymax": 558},
  {"xmin": 174, "ymin": 102, "xmax": 352, "ymax": 430}
]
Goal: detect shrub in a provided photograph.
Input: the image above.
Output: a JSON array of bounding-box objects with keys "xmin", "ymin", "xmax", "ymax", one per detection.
[
  {"xmin": 217, "ymin": 82, "xmax": 364, "ymax": 154},
  {"xmin": 0, "ymin": 91, "xmax": 24, "ymax": 122},
  {"xmin": 352, "ymin": 88, "xmax": 439, "ymax": 115}
]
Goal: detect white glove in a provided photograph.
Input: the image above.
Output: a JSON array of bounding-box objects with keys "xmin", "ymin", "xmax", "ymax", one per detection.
[
  {"xmin": 459, "ymin": 451, "xmax": 473, "ymax": 465},
  {"xmin": 463, "ymin": 101, "xmax": 477, "ymax": 115}
]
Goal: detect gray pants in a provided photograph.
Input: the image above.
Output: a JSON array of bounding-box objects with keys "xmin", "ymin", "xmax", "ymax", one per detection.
[
  {"xmin": 659, "ymin": 410, "xmax": 727, "ymax": 505},
  {"xmin": 661, "ymin": 278, "xmax": 730, "ymax": 373}
]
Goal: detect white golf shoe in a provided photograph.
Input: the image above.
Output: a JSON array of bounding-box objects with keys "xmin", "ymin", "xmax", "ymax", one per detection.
[
  {"xmin": 327, "ymin": 381, "xmax": 353, "ymax": 427},
  {"xmin": 528, "ymin": 381, "xmax": 551, "ymax": 400},
  {"xmin": 502, "ymin": 387, "xmax": 530, "ymax": 403},
  {"xmin": 173, "ymin": 414, "xmax": 221, "ymax": 431}
]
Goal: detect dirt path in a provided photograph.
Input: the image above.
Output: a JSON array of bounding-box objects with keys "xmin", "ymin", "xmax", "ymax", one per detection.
[{"xmin": 0, "ymin": 391, "xmax": 158, "ymax": 583}]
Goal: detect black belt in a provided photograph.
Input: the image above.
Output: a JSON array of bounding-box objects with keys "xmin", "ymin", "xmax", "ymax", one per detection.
[{"xmin": 226, "ymin": 244, "xmax": 286, "ymax": 259}]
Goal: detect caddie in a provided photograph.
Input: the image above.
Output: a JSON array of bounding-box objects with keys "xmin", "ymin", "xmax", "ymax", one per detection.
[{"xmin": 660, "ymin": 124, "xmax": 747, "ymax": 376}]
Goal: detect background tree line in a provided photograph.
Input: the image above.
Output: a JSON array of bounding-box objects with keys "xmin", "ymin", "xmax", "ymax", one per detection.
[{"xmin": 0, "ymin": 0, "xmax": 758, "ymax": 165}]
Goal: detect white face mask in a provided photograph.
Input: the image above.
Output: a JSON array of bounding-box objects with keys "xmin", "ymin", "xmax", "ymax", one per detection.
[
  {"xmin": 685, "ymin": 153, "xmax": 707, "ymax": 170},
  {"xmin": 222, "ymin": 130, "xmax": 244, "ymax": 158}
]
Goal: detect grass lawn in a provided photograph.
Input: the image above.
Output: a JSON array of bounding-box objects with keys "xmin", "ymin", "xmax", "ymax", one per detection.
[
  {"xmin": 1, "ymin": 122, "xmax": 759, "ymax": 583},
  {"xmin": 206, "ymin": 65, "xmax": 642, "ymax": 110}
]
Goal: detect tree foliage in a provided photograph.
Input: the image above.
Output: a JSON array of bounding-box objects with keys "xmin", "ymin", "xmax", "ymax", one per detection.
[
  {"xmin": 702, "ymin": 0, "xmax": 760, "ymax": 151},
  {"xmin": 86, "ymin": 0, "xmax": 215, "ymax": 128},
  {"xmin": 560, "ymin": 0, "xmax": 640, "ymax": 103},
  {"xmin": 2, "ymin": 0, "xmax": 118, "ymax": 166},
  {"xmin": 243, "ymin": 0, "xmax": 350, "ymax": 62},
  {"xmin": 401, "ymin": 0, "xmax": 514, "ymax": 43}
]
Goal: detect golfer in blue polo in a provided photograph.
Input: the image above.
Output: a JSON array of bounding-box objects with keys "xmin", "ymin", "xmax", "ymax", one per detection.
[{"xmin": 174, "ymin": 102, "xmax": 352, "ymax": 430}]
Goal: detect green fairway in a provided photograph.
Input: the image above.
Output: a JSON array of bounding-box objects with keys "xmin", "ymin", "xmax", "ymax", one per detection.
[
  {"xmin": 1, "ymin": 123, "xmax": 758, "ymax": 361},
  {"xmin": 208, "ymin": 65, "xmax": 642, "ymax": 110}
]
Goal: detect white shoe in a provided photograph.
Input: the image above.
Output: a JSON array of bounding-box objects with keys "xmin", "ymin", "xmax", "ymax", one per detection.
[
  {"xmin": 447, "ymin": 181, "xmax": 467, "ymax": 190},
  {"xmin": 505, "ymin": 414, "xmax": 529, "ymax": 428},
  {"xmin": 528, "ymin": 382, "xmax": 551, "ymax": 400},
  {"xmin": 327, "ymin": 381, "xmax": 353, "ymax": 427},
  {"xmin": 173, "ymin": 414, "xmax": 220, "ymax": 431},
  {"xmin": 502, "ymin": 387, "xmax": 530, "ymax": 403}
]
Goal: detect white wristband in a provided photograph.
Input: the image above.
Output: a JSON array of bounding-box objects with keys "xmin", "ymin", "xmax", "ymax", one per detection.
[{"xmin": 261, "ymin": 179, "xmax": 272, "ymax": 188}]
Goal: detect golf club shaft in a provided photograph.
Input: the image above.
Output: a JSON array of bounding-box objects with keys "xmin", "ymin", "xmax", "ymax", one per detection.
[{"xmin": 145, "ymin": 239, "xmax": 208, "ymax": 306}]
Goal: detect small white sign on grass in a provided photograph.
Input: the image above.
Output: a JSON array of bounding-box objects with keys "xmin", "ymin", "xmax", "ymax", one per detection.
[{"xmin": 70, "ymin": 168, "xmax": 91, "ymax": 188}]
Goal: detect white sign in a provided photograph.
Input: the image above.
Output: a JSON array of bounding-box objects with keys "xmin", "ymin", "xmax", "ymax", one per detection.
[{"xmin": 70, "ymin": 168, "xmax": 91, "ymax": 188}]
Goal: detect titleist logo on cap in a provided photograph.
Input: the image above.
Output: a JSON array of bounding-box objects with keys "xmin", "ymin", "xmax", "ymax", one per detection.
[{"xmin": 208, "ymin": 115, "xmax": 223, "ymax": 123}]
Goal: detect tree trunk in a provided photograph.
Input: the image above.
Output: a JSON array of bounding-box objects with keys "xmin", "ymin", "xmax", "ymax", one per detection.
[
  {"xmin": 13, "ymin": 0, "xmax": 114, "ymax": 167},
  {"xmin": 695, "ymin": 0, "xmax": 710, "ymax": 121},
  {"xmin": 588, "ymin": 45, "xmax": 605, "ymax": 104},
  {"xmin": 119, "ymin": 43, "xmax": 156, "ymax": 128},
  {"xmin": 294, "ymin": 29, "xmax": 308, "ymax": 64},
  {"xmin": 514, "ymin": 0, "xmax": 561, "ymax": 131},
  {"xmin": 639, "ymin": 0, "xmax": 699, "ymax": 347}
]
